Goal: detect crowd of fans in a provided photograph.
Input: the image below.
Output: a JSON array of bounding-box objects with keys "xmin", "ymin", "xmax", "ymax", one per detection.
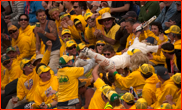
[{"xmin": 1, "ymin": 1, "xmax": 181, "ymax": 109}]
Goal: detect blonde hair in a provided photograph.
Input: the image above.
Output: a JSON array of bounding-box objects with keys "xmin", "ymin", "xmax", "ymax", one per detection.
[{"xmin": 130, "ymin": 52, "xmax": 149, "ymax": 71}]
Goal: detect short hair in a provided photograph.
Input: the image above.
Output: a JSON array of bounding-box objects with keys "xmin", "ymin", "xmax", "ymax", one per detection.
[
  {"xmin": 125, "ymin": 18, "xmax": 136, "ymax": 25},
  {"xmin": 161, "ymin": 43, "xmax": 175, "ymax": 54},
  {"xmin": 78, "ymin": 1, "xmax": 87, "ymax": 10},
  {"xmin": 110, "ymin": 99, "xmax": 121, "ymax": 107},
  {"xmin": 102, "ymin": 45, "xmax": 115, "ymax": 53},
  {"xmin": 150, "ymin": 22, "xmax": 164, "ymax": 33},
  {"xmin": 18, "ymin": 14, "xmax": 29, "ymax": 21},
  {"xmin": 36, "ymin": 9, "xmax": 45, "ymax": 16},
  {"xmin": 141, "ymin": 72, "xmax": 153, "ymax": 79}
]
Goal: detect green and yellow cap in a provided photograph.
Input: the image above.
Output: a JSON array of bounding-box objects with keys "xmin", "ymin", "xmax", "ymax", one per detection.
[
  {"xmin": 76, "ymin": 43, "xmax": 86, "ymax": 51},
  {"xmin": 59, "ymin": 55, "xmax": 74, "ymax": 65},
  {"xmin": 6, "ymin": 46, "xmax": 16, "ymax": 54},
  {"xmin": 172, "ymin": 73, "xmax": 181, "ymax": 84},
  {"xmin": 127, "ymin": 48, "xmax": 141, "ymax": 56},
  {"xmin": 165, "ymin": 25, "xmax": 181, "ymax": 34},
  {"xmin": 20, "ymin": 59, "xmax": 31, "ymax": 70}
]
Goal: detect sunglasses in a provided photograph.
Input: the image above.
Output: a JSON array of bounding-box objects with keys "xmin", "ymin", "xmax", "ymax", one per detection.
[
  {"xmin": 9, "ymin": 30, "xmax": 17, "ymax": 34},
  {"xmin": 24, "ymin": 62, "xmax": 31, "ymax": 68},
  {"xmin": 103, "ymin": 19, "xmax": 111, "ymax": 23},
  {"xmin": 96, "ymin": 44, "xmax": 105, "ymax": 46},
  {"xmin": 3, "ymin": 60, "xmax": 10, "ymax": 66},
  {"xmin": 67, "ymin": 46, "xmax": 76, "ymax": 50},
  {"xmin": 19, "ymin": 18, "xmax": 28, "ymax": 21},
  {"xmin": 103, "ymin": 53, "xmax": 111, "ymax": 56},
  {"xmin": 73, "ymin": 6, "xmax": 78, "ymax": 9}
]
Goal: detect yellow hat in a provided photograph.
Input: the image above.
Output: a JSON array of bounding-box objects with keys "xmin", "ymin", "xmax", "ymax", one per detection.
[
  {"xmin": 61, "ymin": 29, "xmax": 71, "ymax": 36},
  {"xmin": 60, "ymin": 13, "xmax": 70, "ymax": 20},
  {"xmin": 127, "ymin": 49, "xmax": 141, "ymax": 56},
  {"xmin": 100, "ymin": 85, "xmax": 113, "ymax": 96},
  {"xmin": 66, "ymin": 40, "xmax": 77, "ymax": 48},
  {"xmin": 165, "ymin": 25, "xmax": 181, "ymax": 34},
  {"xmin": 159, "ymin": 103, "xmax": 173, "ymax": 109},
  {"xmin": 8, "ymin": 25, "xmax": 18, "ymax": 32},
  {"xmin": 20, "ymin": 59, "xmax": 31, "ymax": 70},
  {"xmin": 76, "ymin": 43, "xmax": 86, "ymax": 51},
  {"xmin": 135, "ymin": 98, "xmax": 148, "ymax": 109},
  {"xmin": 59, "ymin": 55, "xmax": 74, "ymax": 65},
  {"xmin": 106, "ymin": 90, "xmax": 119, "ymax": 102},
  {"xmin": 84, "ymin": 12, "xmax": 93, "ymax": 21},
  {"xmin": 48, "ymin": 7, "xmax": 59, "ymax": 15},
  {"xmin": 120, "ymin": 92, "xmax": 135, "ymax": 103},
  {"xmin": 37, "ymin": 65, "xmax": 50, "ymax": 75},
  {"xmin": 172, "ymin": 73, "xmax": 181, "ymax": 84},
  {"xmin": 139, "ymin": 63, "xmax": 154, "ymax": 75},
  {"xmin": 96, "ymin": 40, "xmax": 106, "ymax": 44}
]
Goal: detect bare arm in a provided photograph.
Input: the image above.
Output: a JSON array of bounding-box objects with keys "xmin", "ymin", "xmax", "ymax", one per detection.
[
  {"xmin": 36, "ymin": 33, "xmax": 41, "ymax": 54},
  {"xmin": 110, "ymin": 3, "xmax": 130, "ymax": 13},
  {"xmin": 92, "ymin": 64, "xmax": 100, "ymax": 81},
  {"xmin": 46, "ymin": 20, "xmax": 57, "ymax": 41},
  {"xmin": 84, "ymin": 89, "xmax": 95, "ymax": 109}
]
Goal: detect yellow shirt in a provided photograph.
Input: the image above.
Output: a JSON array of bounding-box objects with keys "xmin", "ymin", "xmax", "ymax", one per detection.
[
  {"xmin": 17, "ymin": 69, "xmax": 39, "ymax": 102},
  {"xmin": 1, "ymin": 64, "xmax": 6, "ymax": 81},
  {"xmin": 57, "ymin": 66, "xmax": 84, "ymax": 102},
  {"xmin": 88, "ymin": 78, "xmax": 106, "ymax": 109},
  {"xmin": 172, "ymin": 89, "xmax": 181, "ymax": 109},
  {"xmin": 151, "ymin": 78, "xmax": 179, "ymax": 109},
  {"xmin": 142, "ymin": 74, "xmax": 160, "ymax": 106},
  {"xmin": 129, "ymin": 104, "xmax": 136, "ymax": 109},
  {"xmin": 1, "ymin": 65, "xmax": 22, "ymax": 90},
  {"xmin": 174, "ymin": 40, "xmax": 181, "ymax": 50},
  {"xmin": 33, "ymin": 75, "xmax": 58, "ymax": 108},
  {"xmin": 103, "ymin": 23, "xmax": 120, "ymax": 51}
]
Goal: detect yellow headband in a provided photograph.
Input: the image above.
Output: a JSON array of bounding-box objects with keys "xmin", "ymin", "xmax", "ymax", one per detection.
[
  {"xmin": 49, "ymin": 8, "xmax": 59, "ymax": 15},
  {"xmin": 161, "ymin": 49, "xmax": 174, "ymax": 53}
]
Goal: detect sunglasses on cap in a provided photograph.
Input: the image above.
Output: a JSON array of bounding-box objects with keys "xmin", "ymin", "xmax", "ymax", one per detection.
[
  {"xmin": 73, "ymin": 6, "xmax": 78, "ymax": 9},
  {"xmin": 24, "ymin": 62, "xmax": 31, "ymax": 68},
  {"xmin": 96, "ymin": 44, "xmax": 105, "ymax": 46},
  {"xmin": 19, "ymin": 18, "xmax": 29, "ymax": 21},
  {"xmin": 3, "ymin": 60, "xmax": 10, "ymax": 66},
  {"xmin": 103, "ymin": 53, "xmax": 111, "ymax": 56},
  {"xmin": 67, "ymin": 45, "xmax": 76, "ymax": 50},
  {"xmin": 9, "ymin": 30, "xmax": 17, "ymax": 34}
]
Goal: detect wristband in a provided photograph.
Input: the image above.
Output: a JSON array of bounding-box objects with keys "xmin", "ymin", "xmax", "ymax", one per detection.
[
  {"xmin": 55, "ymin": 92, "xmax": 58, "ymax": 97},
  {"xmin": 113, "ymin": 71, "xmax": 118, "ymax": 76},
  {"xmin": 44, "ymin": 31, "xmax": 47, "ymax": 36},
  {"xmin": 47, "ymin": 103, "xmax": 52, "ymax": 108}
]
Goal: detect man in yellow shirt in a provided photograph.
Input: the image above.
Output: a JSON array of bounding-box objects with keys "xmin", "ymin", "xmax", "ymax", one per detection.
[
  {"xmin": 65, "ymin": 40, "xmax": 78, "ymax": 63},
  {"xmin": 151, "ymin": 66, "xmax": 179, "ymax": 109},
  {"xmin": 120, "ymin": 92, "xmax": 136, "ymax": 109},
  {"xmin": 57, "ymin": 55, "xmax": 96, "ymax": 109}
]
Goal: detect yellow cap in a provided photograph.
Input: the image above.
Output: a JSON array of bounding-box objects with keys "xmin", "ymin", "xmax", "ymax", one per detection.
[
  {"xmin": 135, "ymin": 98, "xmax": 148, "ymax": 109},
  {"xmin": 96, "ymin": 40, "xmax": 106, "ymax": 44},
  {"xmin": 59, "ymin": 55, "xmax": 74, "ymax": 65},
  {"xmin": 165, "ymin": 25, "xmax": 181, "ymax": 34},
  {"xmin": 120, "ymin": 92, "xmax": 135, "ymax": 103},
  {"xmin": 127, "ymin": 49, "xmax": 141, "ymax": 56},
  {"xmin": 159, "ymin": 103, "xmax": 173, "ymax": 109},
  {"xmin": 8, "ymin": 25, "xmax": 18, "ymax": 32},
  {"xmin": 84, "ymin": 12, "xmax": 93, "ymax": 21},
  {"xmin": 139, "ymin": 63, "xmax": 154, "ymax": 75},
  {"xmin": 66, "ymin": 40, "xmax": 77, "ymax": 48},
  {"xmin": 100, "ymin": 85, "xmax": 114, "ymax": 96},
  {"xmin": 106, "ymin": 90, "xmax": 119, "ymax": 102},
  {"xmin": 20, "ymin": 59, "xmax": 31, "ymax": 70},
  {"xmin": 37, "ymin": 65, "xmax": 51, "ymax": 75},
  {"xmin": 61, "ymin": 29, "xmax": 71, "ymax": 36},
  {"xmin": 172, "ymin": 73, "xmax": 181, "ymax": 84},
  {"xmin": 76, "ymin": 43, "xmax": 86, "ymax": 51}
]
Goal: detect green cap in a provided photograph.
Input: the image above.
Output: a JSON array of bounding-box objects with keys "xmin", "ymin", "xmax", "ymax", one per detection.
[
  {"xmin": 1, "ymin": 55, "xmax": 10, "ymax": 64},
  {"xmin": 6, "ymin": 46, "xmax": 16, "ymax": 54}
]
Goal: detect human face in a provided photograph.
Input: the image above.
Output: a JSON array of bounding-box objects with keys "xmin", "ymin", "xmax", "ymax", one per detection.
[
  {"xmin": 19, "ymin": 15, "xmax": 29, "ymax": 30},
  {"xmin": 62, "ymin": 33, "xmax": 71, "ymax": 42},
  {"xmin": 76, "ymin": 23, "xmax": 83, "ymax": 31},
  {"xmin": 125, "ymin": 22, "xmax": 133, "ymax": 33},
  {"xmin": 102, "ymin": 18, "xmax": 113, "ymax": 29},
  {"xmin": 132, "ymin": 23, "xmax": 141, "ymax": 34},
  {"xmin": 96, "ymin": 43, "xmax": 105, "ymax": 54},
  {"xmin": 63, "ymin": 1, "xmax": 70, "ymax": 9},
  {"xmin": 9, "ymin": 30, "xmax": 19, "ymax": 40},
  {"xmin": 3, "ymin": 60, "xmax": 12, "ymax": 70},
  {"xmin": 37, "ymin": 12, "xmax": 47, "ymax": 24},
  {"xmin": 67, "ymin": 45, "xmax": 77, "ymax": 56},
  {"xmin": 103, "ymin": 51, "xmax": 114, "ymax": 58},
  {"xmin": 162, "ymin": 52, "xmax": 172, "ymax": 59},
  {"xmin": 40, "ymin": 70, "xmax": 51, "ymax": 82},
  {"xmin": 7, "ymin": 51, "xmax": 17, "ymax": 59},
  {"xmin": 73, "ymin": 2, "xmax": 82, "ymax": 15},
  {"xmin": 168, "ymin": 33, "xmax": 174, "ymax": 43},
  {"xmin": 61, "ymin": 16, "xmax": 70, "ymax": 22},
  {"xmin": 51, "ymin": 10, "xmax": 60, "ymax": 21},
  {"xmin": 163, "ymin": 1, "xmax": 173, "ymax": 7},
  {"xmin": 23, "ymin": 62, "xmax": 33, "ymax": 74},
  {"xmin": 151, "ymin": 25, "xmax": 159, "ymax": 36},
  {"xmin": 176, "ymin": 3, "xmax": 181, "ymax": 11}
]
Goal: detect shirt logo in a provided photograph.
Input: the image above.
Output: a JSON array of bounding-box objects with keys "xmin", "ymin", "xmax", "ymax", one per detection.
[{"xmin": 24, "ymin": 79, "xmax": 33, "ymax": 90}]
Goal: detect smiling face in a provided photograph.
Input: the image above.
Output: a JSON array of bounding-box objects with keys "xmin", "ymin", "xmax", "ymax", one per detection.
[
  {"xmin": 23, "ymin": 62, "xmax": 33, "ymax": 74},
  {"xmin": 66, "ymin": 44, "xmax": 77, "ymax": 56},
  {"xmin": 9, "ymin": 29, "xmax": 19, "ymax": 40},
  {"xmin": 40, "ymin": 70, "xmax": 51, "ymax": 82},
  {"xmin": 36, "ymin": 11, "xmax": 47, "ymax": 24},
  {"xmin": 102, "ymin": 18, "xmax": 113, "ymax": 29},
  {"xmin": 151, "ymin": 25, "xmax": 160, "ymax": 36},
  {"xmin": 62, "ymin": 33, "xmax": 71, "ymax": 42},
  {"xmin": 73, "ymin": 2, "xmax": 82, "ymax": 15},
  {"xmin": 7, "ymin": 51, "xmax": 17, "ymax": 59},
  {"xmin": 19, "ymin": 15, "xmax": 29, "ymax": 30},
  {"xmin": 96, "ymin": 43, "xmax": 105, "ymax": 54},
  {"xmin": 125, "ymin": 22, "xmax": 133, "ymax": 33},
  {"xmin": 51, "ymin": 10, "xmax": 60, "ymax": 21},
  {"xmin": 3, "ymin": 60, "xmax": 12, "ymax": 70}
]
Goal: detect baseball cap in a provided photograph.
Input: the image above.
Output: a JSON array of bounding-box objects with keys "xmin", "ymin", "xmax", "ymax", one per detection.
[
  {"xmin": 175, "ymin": 1, "xmax": 181, "ymax": 5},
  {"xmin": 76, "ymin": 43, "xmax": 86, "ymax": 51},
  {"xmin": 8, "ymin": 25, "xmax": 18, "ymax": 32},
  {"xmin": 6, "ymin": 46, "xmax": 16, "ymax": 54},
  {"xmin": 96, "ymin": 40, "xmax": 106, "ymax": 44},
  {"xmin": 1, "ymin": 55, "xmax": 10, "ymax": 64},
  {"xmin": 127, "ymin": 49, "xmax": 141, "ymax": 56},
  {"xmin": 37, "ymin": 65, "xmax": 50, "ymax": 75},
  {"xmin": 139, "ymin": 63, "xmax": 154, "ymax": 75},
  {"xmin": 66, "ymin": 40, "xmax": 77, "ymax": 48},
  {"xmin": 106, "ymin": 90, "xmax": 119, "ymax": 102},
  {"xmin": 78, "ymin": 80, "xmax": 86, "ymax": 87},
  {"xmin": 61, "ymin": 29, "xmax": 71, "ymax": 36},
  {"xmin": 135, "ymin": 98, "xmax": 148, "ymax": 109},
  {"xmin": 84, "ymin": 12, "xmax": 93, "ymax": 21},
  {"xmin": 59, "ymin": 55, "xmax": 74, "ymax": 65},
  {"xmin": 120, "ymin": 92, "xmax": 135, "ymax": 103},
  {"xmin": 122, "ymin": 11, "xmax": 137, "ymax": 19},
  {"xmin": 165, "ymin": 25, "xmax": 181, "ymax": 34},
  {"xmin": 101, "ymin": 85, "xmax": 113, "ymax": 95},
  {"xmin": 172, "ymin": 73, "xmax": 181, "ymax": 84},
  {"xmin": 32, "ymin": 54, "xmax": 43, "ymax": 66},
  {"xmin": 154, "ymin": 66, "xmax": 170, "ymax": 80},
  {"xmin": 159, "ymin": 103, "xmax": 173, "ymax": 109},
  {"xmin": 20, "ymin": 59, "xmax": 31, "ymax": 70}
]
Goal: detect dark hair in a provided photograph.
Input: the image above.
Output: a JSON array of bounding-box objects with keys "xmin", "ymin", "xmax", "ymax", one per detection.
[
  {"xmin": 125, "ymin": 18, "xmax": 136, "ymax": 25},
  {"xmin": 175, "ymin": 83, "xmax": 181, "ymax": 89},
  {"xmin": 36, "ymin": 63, "xmax": 46, "ymax": 74},
  {"xmin": 71, "ymin": 1, "xmax": 78, "ymax": 5},
  {"xmin": 18, "ymin": 14, "xmax": 29, "ymax": 21},
  {"xmin": 126, "ymin": 102, "xmax": 135, "ymax": 105},
  {"xmin": 78, "ymin": 1, "xmax": 87, "ymax": 10},
  {"xmin": 161, "ymin": 43, "xmax": 175, "ymax": 54},
  {"xmin": 141, "ymin": 72, "xmax": 153, "ymax": 79},
  {"xmin": 102, "ymin": 72, "xmax": 115, "ymax": 86},
  {"xmin": 174, "ymin": 34, "xmax": 181, "ymax": 39},
  {"xmin": 102, "ymin": 45, "xmax": 115, "ymax": 54},
  {"xmin": 36, "ymin": 9, "xmax": 46, "ymax": 16},
  {"xmin": 150, "ymin": 22, "xmax": 164, "ymax": 33},
  {"xmin": 110, "ymin": 99, "xmax": 121, "ymax": 107}
]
